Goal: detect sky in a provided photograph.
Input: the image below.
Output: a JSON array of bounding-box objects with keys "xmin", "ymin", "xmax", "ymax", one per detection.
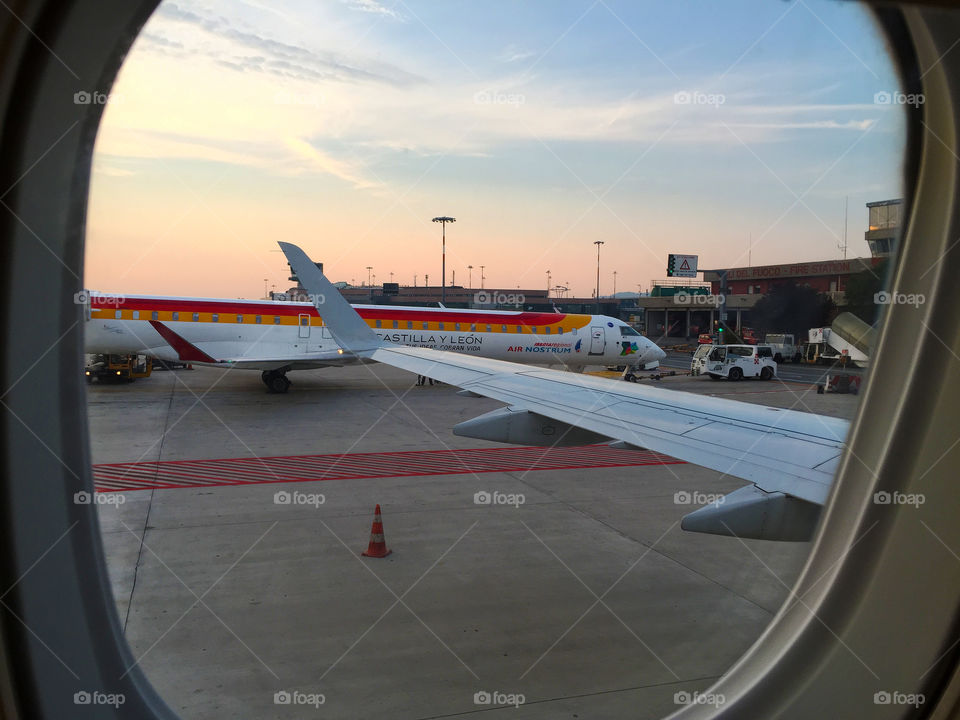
[{"xmin": 86, "ymin": 0, "xmax": 906, "ymax": 299}]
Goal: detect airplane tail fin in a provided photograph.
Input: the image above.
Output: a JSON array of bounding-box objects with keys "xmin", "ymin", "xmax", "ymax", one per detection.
[{"xmin": 278, "ymin": 242, "xmax": 382, "ymax": 353}]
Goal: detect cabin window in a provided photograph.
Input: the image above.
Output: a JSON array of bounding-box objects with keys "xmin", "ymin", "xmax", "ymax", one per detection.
[
  {"xmin": 237, "ymin": 315, "xmax": 243, "ymax": 323},
  {"xmin": 407, "ymin": 321, "xmax": 413, "ymax": 329},
  {"xmin": 502, "ymin": 325, "xmax": 507, "ymax": 333},
  {"xmin": 211, "ymin": 314, "xmax": 218, "ymax": 322},
  {"xmin": 375, "ymin": 319, "xmax": 382, "ymax": 328},
  {"xmin": 132, "ymin": 311, "xmax": 139, "ymax": 319},
  {"xmin": 192, "ymin": 312, "xmax": 199, "ymax": 322},
  {"xmin": 115, "ymin": 310, "xmax": 121, "ymax": 319},
  {"xmin": 532, "ymin": 327, "xmax": 538, "ymax": 333},
  {"xmin": 274, "ymin": 316, "xmax": 281, "ymax": 325},
  {"xmin": 422, "ymin": 321, "xmax": 428, "ymax": 330},
  {"xmin": 545, "ymin": 327, "xmax": 551, "ymax": 334},
  {"xmin": 471, "ymin": 324, "xmax": 477, "ymax": 332},
  {"xmin": 301, "ymin": 316, "xmax": 309, "ymax": 326},
  {"xmin": 558, "ymin": 327, "xmax": 563, "ymax": 335},
  {"xmin": 438, "ymin": 323, "xmax": 444, "ymax": 330},
  {"xmin": 486, "ymin": 325, "xmax": 492, "ymax": 332},
  {"xmin": 172, "ymin": 311, "xmax": 179, "ymax": 321},
  {"xmin": 151, "ymin": 311, "xmax": 158, "ymax": 321},
  {"xmin": 516, "ymin": 325, "xmax": 522, "ymax": 333},
  {"xmin": 572, "ymin": 327, "xmax": 578, "ymax": 335},
  {"xmin": 255, "ymin": 315, "xmax": 262, "ymax": 324},
  {"xmin": 455, "ymin": 323, "xmax": 461, "ymax": 331},
  {"xmin": 393, "ymin": 320, "xmax": 399, "ymax": 329}
]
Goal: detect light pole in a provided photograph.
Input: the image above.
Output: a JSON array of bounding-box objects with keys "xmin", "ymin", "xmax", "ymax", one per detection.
[
  {"xmin": 593, "ymin": 240, "xmax": 604, "ymax": 307},
  {"xmin": 546, "ymin": 269, "xmax": 551, "ymax": 296},
  {"xmin": 480, "ymin": 265, "xmax": 485, "ymax": 289},
  {"xmin": 390, "ymin": 272, "xmax": 394, "ymax": 283},
  {"xmin": 366, "ymin": 266, "xmax": 372, "ymax": 287},
  {"xmin": 432, "ymin": 216, "xmax": 456, "ymax": 303},
  {"xmin": 467, "ymin": 265, "xmax": 473, "ymax": 288},
  {"xmin": 613, "ymin": 270, "xmax": 617, "ymax": 297}
]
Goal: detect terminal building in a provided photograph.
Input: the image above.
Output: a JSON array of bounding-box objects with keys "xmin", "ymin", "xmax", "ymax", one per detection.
[
  {"xmin": 639, "ymin": 198, "xmax": 899, "ymax": 340},
  {"xmin": 276, "ymin": 198, "xmax": 901, "ymax": 342}
]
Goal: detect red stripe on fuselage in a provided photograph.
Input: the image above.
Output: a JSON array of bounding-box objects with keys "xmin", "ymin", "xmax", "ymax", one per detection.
[{"xmin": 95, "ymin": 295, "xmax": 576, "ymax": 326}]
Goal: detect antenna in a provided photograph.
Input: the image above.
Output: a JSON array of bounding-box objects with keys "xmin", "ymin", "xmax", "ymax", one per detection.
[{"xmin": 839, "ymin": 196, "xmax": 849, "ymax": 259}]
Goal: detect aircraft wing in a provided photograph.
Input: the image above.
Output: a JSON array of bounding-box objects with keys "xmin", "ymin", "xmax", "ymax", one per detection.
[
  {"xmin": 207, "ymin": 353, "xmax": 364, "ymax": 371},
  {"xmin": 280, "ymin": 242, "xmax": 849, "ymax": 541},
  {"xmin": 144, "ymin": 319, "xmax": 363, "ymax": 370}
]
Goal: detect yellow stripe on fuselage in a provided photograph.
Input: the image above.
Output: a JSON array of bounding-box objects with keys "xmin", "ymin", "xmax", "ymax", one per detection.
[{"xmin": 91, "ymin": 308, "xmax": 596, "ymax": 334}]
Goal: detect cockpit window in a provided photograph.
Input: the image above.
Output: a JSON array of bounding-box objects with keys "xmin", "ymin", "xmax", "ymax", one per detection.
[{"xmin": 619, "ymin": 325, "xmax": 641, "ymax": 336}]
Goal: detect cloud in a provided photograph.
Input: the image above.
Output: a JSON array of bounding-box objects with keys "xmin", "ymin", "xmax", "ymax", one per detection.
[
  {"xmin": 152, "ymin": 3, "xmax": 422, "ymax": 86},
  {"xmin": 92, "ymin": 163, "xmax": 135, "ymax": 178},
  {"xmin": 282, "ymin": 137, "xmax": 380, "ymax": 189},
  {"xmin": 139, "ymin": 32, "xmax": 184, "ymax": 51},
  {"xmin": 497, "ymin": 44, "xmax": 537, "ymax": 64},
  {"xmin": 728, "ymin": 119, "xmax": 877, "ymax": 131},
  {"xmin": 342, "ymin": 0, "xmax": 405, "ymax": 21}
]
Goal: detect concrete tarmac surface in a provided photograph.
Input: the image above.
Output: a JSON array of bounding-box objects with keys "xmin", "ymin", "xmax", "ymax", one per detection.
[{"xmin": 89, "ymin": 363, "xmax": 861, "ymax": 719}]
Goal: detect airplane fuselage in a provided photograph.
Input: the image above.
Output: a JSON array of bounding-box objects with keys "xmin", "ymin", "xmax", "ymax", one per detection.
[{"xmin": 83, "ymin": 293, "xmax": 664, "ymax": 374}]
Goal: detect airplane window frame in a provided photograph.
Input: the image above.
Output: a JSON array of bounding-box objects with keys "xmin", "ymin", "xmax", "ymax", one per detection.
[{"xmin": 1, "ymin": 2, "xmax": 958, "ymax": 720}]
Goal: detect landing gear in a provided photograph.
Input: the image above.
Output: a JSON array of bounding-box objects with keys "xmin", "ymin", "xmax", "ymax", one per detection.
[{"xmin": 262, "ymin": 370, "xmax": 291, "ymax": 393}]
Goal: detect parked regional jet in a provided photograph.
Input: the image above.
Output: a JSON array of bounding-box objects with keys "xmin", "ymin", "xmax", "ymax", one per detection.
[
  {"xmin": 282, "ymin": 242, "xmax": 848, "ymax": 542},
  {"xmin": 82, "ymin": 291, "xmax": 664, "ymax": 392}
]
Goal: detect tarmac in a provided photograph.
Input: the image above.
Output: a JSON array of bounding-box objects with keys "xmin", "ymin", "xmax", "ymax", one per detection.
[{"xmin": 88, "ymin": 362, "xmax": 861, "ymax": 719}]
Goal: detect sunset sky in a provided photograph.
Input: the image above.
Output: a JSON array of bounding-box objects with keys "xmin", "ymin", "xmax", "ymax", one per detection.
[{"xmin": 86, "ymin": 0, "xmax": 906, "ymax": 299}]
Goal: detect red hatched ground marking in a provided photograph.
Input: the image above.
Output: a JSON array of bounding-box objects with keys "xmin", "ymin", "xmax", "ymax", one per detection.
[{"xmin": 93, "ymin": 445, "xmax": 684, "ymax": 492}]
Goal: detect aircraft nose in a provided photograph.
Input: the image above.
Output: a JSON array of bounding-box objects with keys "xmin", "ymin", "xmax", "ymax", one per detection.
[{"xmin": 655, "ymin": 344, "xmax": 666, "ymax": 360}]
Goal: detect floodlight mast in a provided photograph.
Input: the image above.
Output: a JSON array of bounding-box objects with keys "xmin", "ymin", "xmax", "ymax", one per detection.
[{"xmin": 432, "ymin": 216, "xmax": 456, "ymax": 303}]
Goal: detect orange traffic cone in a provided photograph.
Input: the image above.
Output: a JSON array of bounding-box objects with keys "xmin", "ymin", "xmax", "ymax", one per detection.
[{"xmin": 362, "ymin": 504, "xmax": 392, "ymax": 558}]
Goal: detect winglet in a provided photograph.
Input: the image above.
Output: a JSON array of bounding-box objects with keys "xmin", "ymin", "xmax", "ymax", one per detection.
[{"xmin": 278, "ymin": 242, "xmax": 382, "ymax": 353}]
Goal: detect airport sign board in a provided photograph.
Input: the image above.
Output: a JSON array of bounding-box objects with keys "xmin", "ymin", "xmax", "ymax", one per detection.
[{"xmin": 667, "ymin": 254, "xmax": 698, "ymax": 278}]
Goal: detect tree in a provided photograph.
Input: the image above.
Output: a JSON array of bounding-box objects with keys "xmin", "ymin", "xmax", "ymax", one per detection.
[
  {"xmin": 844, "ymin": 258, "xmax": 890, "ymax": 323},
  {"xmin": 750, "ymin": 282, "xmax": 836, "ymax": 339}
]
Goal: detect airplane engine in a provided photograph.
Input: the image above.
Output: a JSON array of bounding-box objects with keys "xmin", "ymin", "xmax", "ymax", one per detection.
[
  {"xmin": 453, "ymin": 406, "xmax": 609, "ymax": 447},
  {"xmin": 680, "ymin": 484, "xmax": 821, "ymax": 542}
]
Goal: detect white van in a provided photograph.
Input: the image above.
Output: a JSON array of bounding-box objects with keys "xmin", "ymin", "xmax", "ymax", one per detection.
[{"xmin": 694, "ymin": 344, "xmax": 777, "ymax": 381}]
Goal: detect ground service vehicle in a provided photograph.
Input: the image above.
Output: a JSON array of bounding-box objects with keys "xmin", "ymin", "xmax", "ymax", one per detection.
[
  {"xmin": 691, "ymin": 343, "xmax": 714, "ymax": 375},
  {"xmin": 765, "ymin": 333, "xmax": 801, "ymax": 362},
  {"xmin": 83, "ymin": 354, "xmax": 153, "ymax": 383},
  {"xmin": 700, "ymin": 344, "xmax": 777, "ymax": 381},
  {"xmin": 804, "ymin": 312, "xmax": 873, "ymax": 368}
]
